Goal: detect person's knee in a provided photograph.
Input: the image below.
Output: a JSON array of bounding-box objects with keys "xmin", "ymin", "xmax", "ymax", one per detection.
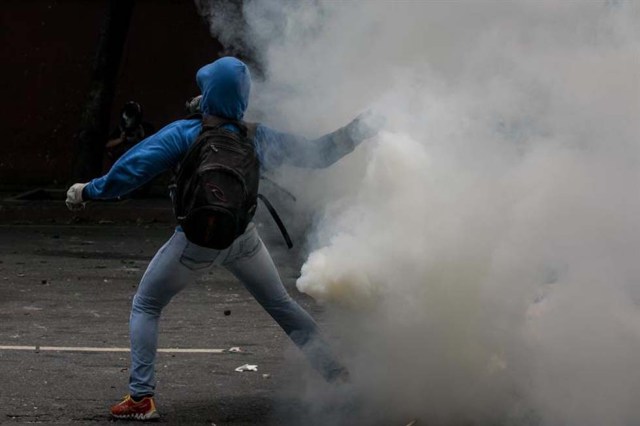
[
  {"xmin": 288, "ymin": 329, "xmax": 315, "ymax": 346},
  {"xmin": 261, "ymin": 293, "xmax": 294, "ymax": 311},
  {"xmin": 132, "ymin": 294, "xmax": 164, "ymax": 316}
]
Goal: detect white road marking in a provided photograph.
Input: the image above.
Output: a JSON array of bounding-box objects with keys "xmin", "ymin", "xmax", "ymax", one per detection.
[{"xmin": 0, "ymin": 345, "xmax": 225, "ymax": 354}]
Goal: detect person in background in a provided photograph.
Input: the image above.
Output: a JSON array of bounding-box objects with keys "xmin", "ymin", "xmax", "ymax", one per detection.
[
  {"xmin": 103, "ymin": 101, "xmax": 158, "ymax": 197},
  {"xmin": 105, "ymin": 101, "xmax": 155, "ymax": 170},
  {"xmin": 66, "ymin": 56, "xmax": 382, "ymax": 421}
]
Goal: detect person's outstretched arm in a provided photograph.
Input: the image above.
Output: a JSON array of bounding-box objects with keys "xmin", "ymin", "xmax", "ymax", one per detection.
[
  {"xmin": 66, "ymin": 120, "xmax": 200, "ymax": 210},
  {"xmin": 255, "ymin": 111, "xmax": 384, "ymax": 171}
]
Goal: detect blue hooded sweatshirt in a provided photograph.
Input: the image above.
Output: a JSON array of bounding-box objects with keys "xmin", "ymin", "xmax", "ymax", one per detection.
[{"xmin": 84, "ymin": 57, "xmax": 371, "ymax": 200}]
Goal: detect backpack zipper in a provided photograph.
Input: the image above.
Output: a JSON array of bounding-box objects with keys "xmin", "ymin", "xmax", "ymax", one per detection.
[
  {"xmin": 197, "ymin": 164, "xmax": 249, "ymax": 197},
  {"xmin": 209, "ymin": 143, "xmax": 246, "ymax": 154}
]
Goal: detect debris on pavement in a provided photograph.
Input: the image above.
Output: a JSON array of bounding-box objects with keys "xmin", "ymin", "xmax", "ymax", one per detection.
[
  {"xmin": 228, "ymin": 347, "xmax": 242, "ymax": 353},
  {"xmin": 234, "ymin": 364, "xmax": 258, "ymax": 372},
  {"xmin": 262, "ymin": 374, "xmax": 271, "ymax": 379},
  {"xmin": 223, "ymin": 309, "xmax": 231, "ymax": 316}
]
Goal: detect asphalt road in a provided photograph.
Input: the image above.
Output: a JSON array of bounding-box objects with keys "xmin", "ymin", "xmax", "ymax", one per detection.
[{"xmin": 0, "ymin": 222, "xmax": 353, "ymax": 425}]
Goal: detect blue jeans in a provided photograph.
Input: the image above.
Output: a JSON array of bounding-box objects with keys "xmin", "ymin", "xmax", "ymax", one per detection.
[{"xmin": 128, "ymin": 223, "xmax": 344, "ymax": 397}]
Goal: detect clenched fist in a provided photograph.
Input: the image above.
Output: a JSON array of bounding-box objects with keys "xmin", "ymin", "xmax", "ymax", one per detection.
[{"xmin": 65, "ymin": 183, "xmax": 88, "ymax": 211}]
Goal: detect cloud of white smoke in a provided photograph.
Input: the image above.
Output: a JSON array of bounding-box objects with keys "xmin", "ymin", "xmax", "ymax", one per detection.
[{"xmin": 198, "ymin": 1, "xmax": 640, "ymax": 424}]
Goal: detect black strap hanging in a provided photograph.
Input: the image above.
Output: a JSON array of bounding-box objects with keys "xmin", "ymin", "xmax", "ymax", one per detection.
[{"xmin": 257, "ymin": 194, "xmax": 293, "ymax": 249}]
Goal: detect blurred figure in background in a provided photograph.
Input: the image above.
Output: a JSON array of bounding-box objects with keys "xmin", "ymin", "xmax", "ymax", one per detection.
[
  {"xmin": 103, "ymin": 101, "xmax": 157, "ymax": 197},
  {"xmin": 104, "ymin": 101, "xmax": 155, "ymax": 170}
]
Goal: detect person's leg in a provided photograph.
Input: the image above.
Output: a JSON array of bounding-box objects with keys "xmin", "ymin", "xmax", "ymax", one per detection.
[
  {"xmin": 223, "ymin": 224, "xmax": 347, "ymax": 381},
  {"xmin": 128, "ymin": 230, "xmax": 223, "ymax": 397}
]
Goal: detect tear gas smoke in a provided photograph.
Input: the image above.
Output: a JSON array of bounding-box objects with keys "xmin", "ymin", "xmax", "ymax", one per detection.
[{"xmin": 197, "ymin": 1, "xmax": 640, "ymax": 425}]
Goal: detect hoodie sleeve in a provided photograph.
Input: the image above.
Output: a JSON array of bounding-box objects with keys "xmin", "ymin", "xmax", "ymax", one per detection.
[
  {"xmin": 83, "ymin": 119, "xmax": 201, "ymax": 200},
  {"xmin": 254, "ymin": 115, "xmax": 378, "ymax": 170}
]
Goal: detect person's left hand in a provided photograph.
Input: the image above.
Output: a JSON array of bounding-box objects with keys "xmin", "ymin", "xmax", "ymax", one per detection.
[
  {"xmin": 347, "ymin": 109, "xmax": 386, "ymax": 143},
  {"xmin": 105, "ymin": 137, "xmax": 123, "ymax": 149},
  {"xmin": 66, "ymin": 183, "xmax": 88, "ymax": 211}
]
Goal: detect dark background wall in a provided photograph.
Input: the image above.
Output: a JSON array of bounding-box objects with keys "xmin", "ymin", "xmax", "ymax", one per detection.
[{"xmin": 1, "ymin": 0, "xmax": 222, "ymax": 188}]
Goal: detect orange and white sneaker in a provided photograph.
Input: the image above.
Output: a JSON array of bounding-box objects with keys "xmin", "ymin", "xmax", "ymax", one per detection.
[{"xmin": 110, "ymin": 394, "xmax": 159, "ymax": 421}]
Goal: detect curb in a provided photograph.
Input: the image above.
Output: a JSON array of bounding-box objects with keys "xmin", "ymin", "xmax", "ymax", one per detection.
[{"xmin": 0, "ymin": 199, "xmax": 175, "ymax": 225}]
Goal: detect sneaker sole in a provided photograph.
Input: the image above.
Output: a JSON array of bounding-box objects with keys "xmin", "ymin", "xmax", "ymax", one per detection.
[{"xmin": 111, "ymin": 411, "xmax": 160, "ymax": 421}]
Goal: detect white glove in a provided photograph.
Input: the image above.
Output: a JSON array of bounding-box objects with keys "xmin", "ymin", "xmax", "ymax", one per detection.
[
  {"xmin": 66, "ymin": 183, "xmax": 88, "ymax": 211},
  {"xmin": 185, "ymin": 95, "xmax": 202, "ymax": 114}
]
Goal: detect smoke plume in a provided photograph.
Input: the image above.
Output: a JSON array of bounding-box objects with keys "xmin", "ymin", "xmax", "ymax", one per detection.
[{"xmin": 198, "ymin": 1, "xmax": 640, "ymax": 425}]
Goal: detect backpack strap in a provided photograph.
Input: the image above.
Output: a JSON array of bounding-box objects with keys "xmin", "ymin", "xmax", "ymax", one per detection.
[
  {"xmin": 202, "ymin": 115, "xmax": 237, "ymax": 128},
  {"xmin": 194, "ymin": 115, "xmax": 257, "ymax": 141},
  {"xmin": 257, "ymin": 194, "xmax": 293, "ymax": 249},
  {"xmin": 202, "ymin": 115, "xmax": 249, "ymax": 137},
  {"xmin": 246, "ymin": 122, "xmax": 258, "ymax": 141}
]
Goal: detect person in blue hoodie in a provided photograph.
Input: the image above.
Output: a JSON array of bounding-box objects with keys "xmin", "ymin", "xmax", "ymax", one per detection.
[{"xmin": 66, "ymin": 56, "xmax": 381, "ymax": 421}]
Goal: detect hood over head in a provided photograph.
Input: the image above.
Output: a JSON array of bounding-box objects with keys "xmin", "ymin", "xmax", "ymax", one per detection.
[{"xmin": 196, "ymin": 57, "xmax": 251, "ymax": 120}]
